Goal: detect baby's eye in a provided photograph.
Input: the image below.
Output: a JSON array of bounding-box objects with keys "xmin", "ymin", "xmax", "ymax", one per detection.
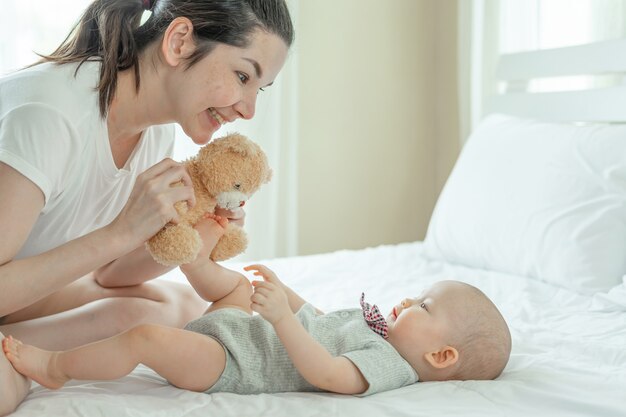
[{"xmin": 420, "ymin": 302, "xmax": 427, "ymax": 310}]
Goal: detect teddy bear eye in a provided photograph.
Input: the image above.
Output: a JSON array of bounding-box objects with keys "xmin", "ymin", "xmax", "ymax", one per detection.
[{"xmin": 234, "ymin": 183, "xmax": 241, "ymax": 190}]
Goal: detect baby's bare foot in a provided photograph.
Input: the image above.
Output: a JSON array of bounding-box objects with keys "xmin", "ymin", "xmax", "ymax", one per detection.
[
  {"xmin": 0, "ymin": 334, "xmax": 30, "ymax": 416},
  {"xmin": 2, "ymin": 336, "xmax": 67, "ymax": 390},
  {"xmin": 199, "ymin": 213, "xmax": 229, "ymax": 250},
  {"xmin": 205, "ymin": 213, "xmax": 229, "ymax": 230}
]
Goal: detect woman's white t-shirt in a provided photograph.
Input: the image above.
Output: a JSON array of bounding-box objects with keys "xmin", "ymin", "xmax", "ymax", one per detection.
[{"xmin": 0, "ymin": 61, "xmax": 175, "ymax": 260}]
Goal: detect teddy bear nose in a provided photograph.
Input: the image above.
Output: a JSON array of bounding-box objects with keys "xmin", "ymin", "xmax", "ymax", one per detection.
[{"xmin": 239, "ymin": 201, "xmax": 245, "ymax": 207}]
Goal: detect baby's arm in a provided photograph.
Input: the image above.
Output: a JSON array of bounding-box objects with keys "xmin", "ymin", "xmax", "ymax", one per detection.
[
  {"xmin": 244, "ymin": 264, "xmax": 323, "ymax": 315},
  {"xmin": 248, "ymin": 265, "xmax": 368, "ymax": 395},
  {"xmin": 180, "ymin": 215, "xmax": 250, "ymax": 312}
]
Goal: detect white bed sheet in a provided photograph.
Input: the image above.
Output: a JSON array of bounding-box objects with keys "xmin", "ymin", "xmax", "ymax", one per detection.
[{"xmin": 10, "ymin": 242, "xmax": 626, "ymax": 417}]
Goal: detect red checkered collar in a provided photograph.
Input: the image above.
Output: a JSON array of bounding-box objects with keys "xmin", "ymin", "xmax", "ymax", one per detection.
[{"xmin": 360, "ymin": 293, "xmax": 388, "ymax": 339}]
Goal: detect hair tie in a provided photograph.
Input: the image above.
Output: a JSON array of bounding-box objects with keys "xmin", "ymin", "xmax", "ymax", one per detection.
[{"xmin": 142, "ymin": 0, "xmax": 154, "ymax": 11}]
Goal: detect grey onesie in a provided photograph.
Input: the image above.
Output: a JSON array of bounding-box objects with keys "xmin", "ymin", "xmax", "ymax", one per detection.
[{"xmin": 183, "ymin": 303, "xmax": 418, "ymax": 396}]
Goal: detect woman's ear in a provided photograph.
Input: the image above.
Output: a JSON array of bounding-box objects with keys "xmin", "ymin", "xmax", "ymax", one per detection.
[
  {"xmin": 424, "ymin": 346, "xmax": 459, "ymax": 369},
  {"xmin": 161, "ymin": 16, "xmax": 196, "ymax": 67}
]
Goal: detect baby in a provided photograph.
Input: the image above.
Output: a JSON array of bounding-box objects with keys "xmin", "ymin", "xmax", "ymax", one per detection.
[{"xmin": 2, "ymin": 215, "xmax": 512, "ymax": 396}]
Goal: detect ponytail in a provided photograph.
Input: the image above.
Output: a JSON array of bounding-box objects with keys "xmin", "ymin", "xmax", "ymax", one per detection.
[{"xmin": 39, "ymin": 0, "xmax": 146, "ymax": 118}]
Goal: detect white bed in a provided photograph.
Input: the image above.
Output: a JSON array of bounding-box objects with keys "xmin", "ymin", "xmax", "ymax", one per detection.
[{"xmin": 10, "ymin": 39, "xmax": 626, "ymax": 417}]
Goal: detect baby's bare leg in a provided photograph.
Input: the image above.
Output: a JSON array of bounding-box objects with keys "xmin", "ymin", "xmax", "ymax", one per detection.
[
  {"xmin": 2, "ymin": 324, "xmax": 225, "ymax": 392},
  {"xmin": 182, "ymin": 215, "xmax": 251, "ymax": 307}
]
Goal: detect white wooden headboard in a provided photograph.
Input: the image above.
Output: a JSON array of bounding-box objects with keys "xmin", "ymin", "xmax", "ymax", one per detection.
[{"xmin": 488, "ymin": 38, "xmax": 626, "ymax": 123}]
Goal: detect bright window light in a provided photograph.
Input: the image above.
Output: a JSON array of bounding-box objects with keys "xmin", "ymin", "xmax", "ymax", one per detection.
[
  {"xmin": 498, "ymin": 0, "xmax": 625, "ymax": 93},
  {"xmin": 0, "ymin": 1, "xmax": 94, "ymax": 75}
]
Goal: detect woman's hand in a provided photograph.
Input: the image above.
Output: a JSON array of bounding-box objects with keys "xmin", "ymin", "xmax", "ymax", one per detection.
[
  {"xmin": 247, "ymin": 264, "xmax": 291, "ymax": 325},
  {"xmin": 214, "ymin": 206, "xmax": 246, "ymax": 227},
  {"xmin": 110, "ymin": 158, "xmax": 196, "ymax": 246}
]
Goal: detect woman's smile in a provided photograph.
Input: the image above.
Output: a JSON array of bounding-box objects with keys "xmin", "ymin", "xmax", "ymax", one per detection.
[{"xmin": 208, "ymin": 107, "xmax": 226, "ymax": 125}]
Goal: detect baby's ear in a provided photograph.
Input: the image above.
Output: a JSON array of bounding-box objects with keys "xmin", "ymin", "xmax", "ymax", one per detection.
[{"xmin": 424, "ymin": 346, "xmax": 459, "ymax": 369}]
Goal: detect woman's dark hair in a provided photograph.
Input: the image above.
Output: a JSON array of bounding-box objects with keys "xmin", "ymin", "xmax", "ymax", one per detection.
[{"xmin": 39, "ymin": 0, "xmax": 294, "ymax": 117}]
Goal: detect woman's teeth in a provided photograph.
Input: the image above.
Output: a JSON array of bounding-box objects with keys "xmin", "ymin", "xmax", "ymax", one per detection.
[{"xmin": 208, "ymin": 108, "xmax": 225, "ymax": 125}]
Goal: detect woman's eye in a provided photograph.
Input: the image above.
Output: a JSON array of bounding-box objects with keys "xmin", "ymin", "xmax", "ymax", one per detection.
[
  {"xmin": 237, "ymin": 72, "xmax": 249, "ymax": 84},
  {"xmin": 420, "ymin": 302, "xmax": 427, "ymax": 310}
]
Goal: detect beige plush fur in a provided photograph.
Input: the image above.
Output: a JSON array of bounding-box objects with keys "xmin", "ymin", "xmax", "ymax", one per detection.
[{"xmin": 146, "ymin": 133, "xmax": 272, "ymax": 266}]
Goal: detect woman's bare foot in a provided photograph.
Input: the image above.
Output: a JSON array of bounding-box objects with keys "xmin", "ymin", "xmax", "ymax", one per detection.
[
  {"xmin": 0, "ymin": 333, "xmax": 30, "ymax": 416},
  {"xmin": 2, "ymin": 336, "xmax": 67, "ymax": 390}
]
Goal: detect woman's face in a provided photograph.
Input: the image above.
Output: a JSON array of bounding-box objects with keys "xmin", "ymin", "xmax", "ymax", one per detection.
[{"xmin": 168, "ymin": 30, "xmax": 289, "ymax": 145}]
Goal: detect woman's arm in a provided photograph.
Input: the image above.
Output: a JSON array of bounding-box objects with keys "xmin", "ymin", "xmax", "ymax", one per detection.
[
  {"xmin": 0, "ymin": 159, "xmax": 194, "ymax": 317},
  {"xmin": 93, "ymin": 245, "xmax": 174, "ymax": 288},
  {"xmin": 94, "ymin": 206, "xmax": 246, "ymax": 288},
  {"xmin": 0, "ymin": 164, "xmax": 131, "ymax": 316},
  {"xmin": 248, "ymin": 265, "xmax": 368, "ymax": 394}
]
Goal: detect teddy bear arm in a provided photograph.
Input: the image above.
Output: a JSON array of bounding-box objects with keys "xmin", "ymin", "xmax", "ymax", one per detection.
[
  {"xmin": 147, "ymin": 223, "xmax": 202, "ymax": 266},
  {"xmin": 210, "ymin": 224, "xmax": 248, "ymax": 262}
]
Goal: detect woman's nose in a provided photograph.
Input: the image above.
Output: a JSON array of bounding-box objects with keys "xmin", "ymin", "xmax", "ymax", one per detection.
[{"xmin": 233, "ymin": 92, "xmax": 257, "ymax": 120}]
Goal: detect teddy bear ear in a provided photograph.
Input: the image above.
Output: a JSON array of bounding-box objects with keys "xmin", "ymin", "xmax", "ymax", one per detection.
[
  {"xmin": 221, "ymin": 134, "xmax": 254, "ymax": 157},
  {"xmin": 196, "ymin": 141, "xmax": 216, "ymax": 167}
]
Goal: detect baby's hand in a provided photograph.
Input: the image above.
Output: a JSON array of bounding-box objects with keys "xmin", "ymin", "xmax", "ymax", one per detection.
[
  {"xmin": 244, "ymin": 264, "xmax": 285, "ymax": 287},
  {"xmin": 247, "ymin": 264, "xmax": 291, "ymax": 325}
]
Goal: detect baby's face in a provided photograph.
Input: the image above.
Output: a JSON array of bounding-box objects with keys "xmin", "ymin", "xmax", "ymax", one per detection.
[{"xmin": 386, "ymin": 281, "xmax": 464, "ymax": 368}]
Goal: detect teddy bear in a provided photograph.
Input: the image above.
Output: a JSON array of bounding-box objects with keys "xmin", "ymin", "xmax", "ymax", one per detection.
[{"xmin": 146, "ymin": 133, "xmax": 272, "ymax": 266}]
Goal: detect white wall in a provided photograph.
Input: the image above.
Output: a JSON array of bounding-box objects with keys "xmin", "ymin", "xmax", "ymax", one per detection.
[{"xmin": 295, "ymin": 0, "xmax": 459, "ymax": 255}]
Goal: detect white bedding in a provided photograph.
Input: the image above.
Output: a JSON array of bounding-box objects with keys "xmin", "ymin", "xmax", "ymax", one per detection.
[{"xmin": 10, "ymin": 242, "xmax": 626, "ymax": 417}]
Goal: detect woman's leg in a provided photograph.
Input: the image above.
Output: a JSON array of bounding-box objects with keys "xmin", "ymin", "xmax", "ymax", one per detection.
[
  {"xmin": 2, "ymin": 324, "xmax": 225, "ymax": 393},
  {"xmin": 1, "ymin": 274, "xmax": 205, "ymax": 326},
  {"xmin": 0, "ymin": 331, "xmax": 30, "ymax": 416},
  {"xmin": 0, "ymin": 281, "xmax": 206, "ymax": 351}
]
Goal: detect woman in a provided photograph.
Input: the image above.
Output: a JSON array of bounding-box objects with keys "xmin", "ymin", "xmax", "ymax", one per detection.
[{"xmin": 0, "ymin": 0, "xmax": 294, "ymax": 414}]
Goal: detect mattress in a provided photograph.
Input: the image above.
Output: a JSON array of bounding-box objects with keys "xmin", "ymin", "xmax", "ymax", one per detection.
[{"xmin": 9, "ymin": 242, "xmax": 626, "ymax": 416}]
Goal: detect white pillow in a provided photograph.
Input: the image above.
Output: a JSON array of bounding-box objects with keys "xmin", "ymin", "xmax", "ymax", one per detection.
[{"xmin": 424, "ymin": 114, "xmax": 626, "ymax": 293}]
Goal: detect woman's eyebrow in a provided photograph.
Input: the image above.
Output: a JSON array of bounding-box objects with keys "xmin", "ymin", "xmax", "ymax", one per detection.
[{"xmin": 243, "ymin": 58, "xmax": 263, "ymax": 79}]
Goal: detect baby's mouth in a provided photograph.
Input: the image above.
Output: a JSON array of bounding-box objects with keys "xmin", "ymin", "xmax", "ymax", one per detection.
[{"xmin": 208, "ymin": 107, "xmax": 225, "ymax": 125}]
